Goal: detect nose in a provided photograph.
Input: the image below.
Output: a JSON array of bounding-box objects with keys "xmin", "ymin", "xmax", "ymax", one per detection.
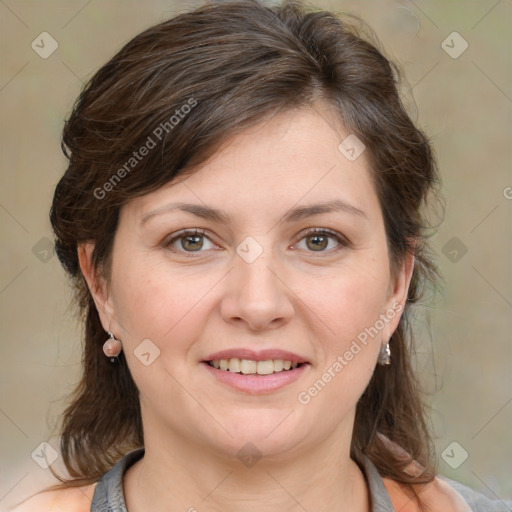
[{"xmin": 220, "ymin": 252, "xmax": 295, "ymax": 332}]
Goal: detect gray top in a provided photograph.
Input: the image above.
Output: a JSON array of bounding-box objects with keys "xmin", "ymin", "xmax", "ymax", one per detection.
[{"xmin": 90, "ymin": 448, "xmax": 511, "ymax": 511}]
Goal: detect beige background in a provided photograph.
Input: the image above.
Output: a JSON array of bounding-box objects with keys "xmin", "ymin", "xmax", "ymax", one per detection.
[{"xmin": 1, "ymin": 0, "xmax": 511, "ymax": 508}]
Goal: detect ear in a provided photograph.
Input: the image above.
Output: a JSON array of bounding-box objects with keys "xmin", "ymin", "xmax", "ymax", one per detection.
[
  {"xmin": 77, "ymin": 243, "xmax": 115, "ymax": 333},
  {"xmin": 382, "ymin": 247, "xmax": 415, "ymax": 338}
]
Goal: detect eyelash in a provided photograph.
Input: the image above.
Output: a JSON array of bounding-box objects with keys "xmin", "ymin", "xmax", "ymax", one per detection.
[{"xmin": 164, "ymin": 228, "xmax": 350, "ymax": 257}]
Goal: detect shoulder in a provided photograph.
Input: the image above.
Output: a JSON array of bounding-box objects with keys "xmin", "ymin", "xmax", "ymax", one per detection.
[
  {"xmin": 7, "ymin": 483, "xmax": 97, "ymax": 512},
  {"xmin": 383, "ymin": 475, "xmax": 471, "ymax": 511},
  {"xmin": 375, "ymin": 436, "xmax": 511, "ymax": 511},
  {"xmin": 383, "ymin": 475, "xmax": 511, "ymax": 512},
  {"xmin": 441, "ymin": 477, "xmax": 512, "ymax": 512}
]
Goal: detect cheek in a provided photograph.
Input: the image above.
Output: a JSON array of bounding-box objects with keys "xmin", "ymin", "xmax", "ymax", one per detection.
[
  {"xmin": 108, "ymin": 258, "xmax": 209, "ymax": 400},
  {"xmin": 294, "ymin": 269, "xmax": 387, "ymax": 421},
  {"xmin": 109, "ymin": 256, "xmax": 192, "ymax": 341},
  {"xmin": 298, "ymin": 259, "xmax": 390, "ymax": 346},
  {"xmin": 109, "ymin": 254, "xmax": 224, "ymax": 362}
]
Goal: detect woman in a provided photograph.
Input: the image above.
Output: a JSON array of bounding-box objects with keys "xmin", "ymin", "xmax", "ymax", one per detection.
[{"xmin": 10, "ymin": 0, "xmax": 509, "ymax": 510}]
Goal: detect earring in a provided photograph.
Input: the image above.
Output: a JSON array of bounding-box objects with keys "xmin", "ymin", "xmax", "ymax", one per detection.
[
  {"xmin": 103, "ymin": 331, "xmax": 122, "ymax": 364},
  {"xmin": 377, "ymin": 340, "xmax": 391, "ymax": 366}
]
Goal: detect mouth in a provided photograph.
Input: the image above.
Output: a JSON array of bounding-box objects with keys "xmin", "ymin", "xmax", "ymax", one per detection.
[
  {"xmin": 201, "ymin": 349, "xmax": 310, "ymax": 394},
  {"xmin": 206, "ymin": 358, "xmax": 305, "ymax": 375}
]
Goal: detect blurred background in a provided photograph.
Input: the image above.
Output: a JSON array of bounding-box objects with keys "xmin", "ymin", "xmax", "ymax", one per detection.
[{"xmin": 1, "ymin": 0, "xmax": 511, "ymax": 508}]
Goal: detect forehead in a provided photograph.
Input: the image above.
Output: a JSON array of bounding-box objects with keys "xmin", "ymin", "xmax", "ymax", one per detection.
[{"xmin": 124, "ymin": 106, "xmax": 380, "ymax": 226}]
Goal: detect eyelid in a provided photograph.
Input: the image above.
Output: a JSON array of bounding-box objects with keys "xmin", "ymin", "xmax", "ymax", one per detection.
[
  {"xmin": 164, "ymin": 228, "xmax": 218, "ymax": 255},
  {"xmin": 164, "ymin": 227, "xmax": 351, "ymax": 256},
  {"xmin": 294, "ymin": 227, "xmax": 351, "ymax": 250}
]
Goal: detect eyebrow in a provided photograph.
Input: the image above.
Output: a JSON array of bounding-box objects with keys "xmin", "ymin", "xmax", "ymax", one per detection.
[{"xmin": 140, "ymin": 199, "xmax": 367, "ymax": 225}]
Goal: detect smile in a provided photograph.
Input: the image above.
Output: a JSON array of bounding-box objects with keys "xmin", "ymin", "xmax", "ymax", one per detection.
[
  {"xmin": 207, "ymin": 358, "xmax": 302, "ymax": 375},
  {"xmin": 202, "ymin": 360, "xmax": 309, "ymax": 395}
]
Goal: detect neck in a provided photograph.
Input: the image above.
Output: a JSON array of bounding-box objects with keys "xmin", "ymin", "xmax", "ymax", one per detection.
[{"xmin": 124, "ymin": 426, "xmax": 370, "ymax": 512}]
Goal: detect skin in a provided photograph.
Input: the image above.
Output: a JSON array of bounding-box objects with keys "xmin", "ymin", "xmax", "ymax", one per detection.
[{"xmin": 79, "ymin": 105, "xmax": 414, "ymax": 512}]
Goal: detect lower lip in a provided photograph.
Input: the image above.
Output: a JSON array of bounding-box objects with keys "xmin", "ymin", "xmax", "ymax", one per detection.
[{"xmin": 201, "ymin": 362, "xmax": 310, "ymax": 394}]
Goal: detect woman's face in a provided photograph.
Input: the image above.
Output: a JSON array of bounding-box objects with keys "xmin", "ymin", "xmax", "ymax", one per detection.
[{"xmin": 85, "ymin": 106, "xmax": 412, "ymax": 462}]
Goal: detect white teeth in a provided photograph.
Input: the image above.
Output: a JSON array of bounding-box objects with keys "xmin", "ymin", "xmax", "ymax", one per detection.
[
  {"xmin": 273, "ymin": 359, "xmax": 284, "ymax": 372},
  {"xmin": 209, "ymin": 358, "xmax": 301, "ymax": 374},
  {"xmin": 228, "ymin": 358, "xmax": 240, "ymax": 372},
  {"xmin": 257, "ymin": 360, "xmax": 274, "ymax": 375},
  {"xmin": 240, "ymin": 359, "xmax": 257, "ymax": 374}
]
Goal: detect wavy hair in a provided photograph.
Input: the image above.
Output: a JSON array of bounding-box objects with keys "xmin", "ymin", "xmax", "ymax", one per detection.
[{"xmin": 49, "ymin": 0, "xmax": 441, "ymax": 492}]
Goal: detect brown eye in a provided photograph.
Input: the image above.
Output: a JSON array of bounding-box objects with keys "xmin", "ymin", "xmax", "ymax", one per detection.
[
  {"xmin": 295, "ymin": 228, "xmax": 346, "ymax": 253},
  {"xmin": 306, "ymin": 234, "xmax": 329, "ymax": 251},
  {"xmin": 166, "ymin": 229, "xmax": 215, "ymax": 254},
  {"xmin": 180, "ymin": 234, "xmax": 204, "ymax": 251}
]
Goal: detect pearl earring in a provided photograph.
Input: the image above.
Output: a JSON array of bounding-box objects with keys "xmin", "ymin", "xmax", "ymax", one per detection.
[{"xmin": 103, "ymin": 331, "xmax": 122, "ymax": 364}]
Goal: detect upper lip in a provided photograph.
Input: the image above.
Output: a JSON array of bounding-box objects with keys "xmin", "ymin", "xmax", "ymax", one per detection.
[{"xmin": 203, "ymin": 349, "xmax": 309, "ymax": 364}]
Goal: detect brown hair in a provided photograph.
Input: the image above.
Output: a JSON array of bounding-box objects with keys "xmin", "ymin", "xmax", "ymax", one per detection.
[{"xmin": 49, "ymin": 0, "xmax": 440, "ymax": 491}]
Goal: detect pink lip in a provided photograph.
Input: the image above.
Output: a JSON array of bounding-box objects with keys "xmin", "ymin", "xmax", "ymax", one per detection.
[
  {"xmin": 202, "ymin": 361, "xmax": 310, "ymax": 395},
  {"xmin": 203, "ymin": 348, "xmax": 309, "ymax": 363}
]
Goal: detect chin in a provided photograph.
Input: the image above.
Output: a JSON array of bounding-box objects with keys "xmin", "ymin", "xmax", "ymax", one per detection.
[{"xmin": 199, "ymin": 408, "xmax": 313, "ymax": 461}]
